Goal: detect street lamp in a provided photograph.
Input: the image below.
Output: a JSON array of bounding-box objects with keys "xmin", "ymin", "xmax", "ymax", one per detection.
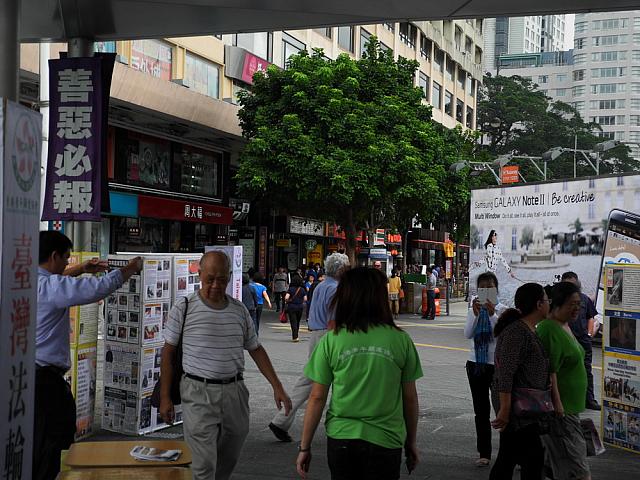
[{"xmin": 542, "ymin": 147, "xmax": 564, "ymax": 162}]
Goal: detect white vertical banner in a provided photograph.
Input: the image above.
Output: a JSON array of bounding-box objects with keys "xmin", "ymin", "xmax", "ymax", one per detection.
[
  {"xmin": 0, "ymin": 99, "xmax": 42, "ymax": 480},
  {"xmin": 205, "ymin": 246, "xmax": 243, "ymax": 301}
]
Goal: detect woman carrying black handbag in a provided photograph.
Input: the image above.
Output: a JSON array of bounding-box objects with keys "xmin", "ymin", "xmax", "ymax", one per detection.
[{"xmin": 490, "ymin": 283, "xmax": 552, "ymax": 480}]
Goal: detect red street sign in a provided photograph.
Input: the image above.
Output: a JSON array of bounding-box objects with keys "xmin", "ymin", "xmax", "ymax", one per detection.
[
  {"xmin": 501, "ymin": 165, "xmax": 519, "ymax": 184},
  {"xmin": 138, "ymin": 195, "xmax": 233, "ymax": 225}
]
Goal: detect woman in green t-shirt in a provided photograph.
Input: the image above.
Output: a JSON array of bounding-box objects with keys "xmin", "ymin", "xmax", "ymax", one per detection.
[
  {"xmin": 295, "ymin": 267, "xmax": 423, "ymax": 480},
  {"xmin": 537, "ymin": 282, "xmax": 591, "ymax": 480}
]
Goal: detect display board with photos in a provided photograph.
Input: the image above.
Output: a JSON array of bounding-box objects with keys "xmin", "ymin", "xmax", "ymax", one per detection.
[
  {"xmin": 173, "ymin": 255, "xmax": 202, "ymax": 302},
  {"xmin": 103, "ymin": 255, "xmax": 177, "ymax": 434},
  {"xmin": 603, "ymin": 264, "xmax": 640, "ymax": 454},
  {"xmin": 106, "ymin": 255, "xmax": 172, "ymax": 346},
  {"xmin": 102, "ymin": 341, "xmax": 182, "ymax": 435}
]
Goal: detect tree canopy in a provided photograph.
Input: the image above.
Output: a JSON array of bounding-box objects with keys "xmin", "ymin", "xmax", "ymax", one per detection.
[
  {"xmin": 477, "ymin": 74, "xmax": 637, "ymax": 181},
  {"xmin": 236, "ymin": 39, "xmax": 473, "ymax": 262}
]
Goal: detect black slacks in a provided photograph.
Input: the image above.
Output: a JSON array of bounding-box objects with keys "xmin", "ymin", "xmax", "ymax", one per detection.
[
  {"xmin": 327, "ymin": 437, "xmax": 402, "ymax": 480},
  {"xmin": 33, "ymin": 366, "xmax": 76, "ymax": 480},
  {"xmin": 466, "ymin": 361, "xmax": 495, "ymax": 459},
  {"xmin": 489, "ymin": 423, "xmax": 544, "ymax": 480}
]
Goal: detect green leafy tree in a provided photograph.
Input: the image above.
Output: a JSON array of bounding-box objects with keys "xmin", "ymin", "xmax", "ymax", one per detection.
[
  {"xmin": 478, "ymin": 75, "xmax": 638, "ymax": 181},
  {"xmin": 520, "ymin": 226, "xmax": 534, "ymax": 249},
  {"xmin": 236, "ymin": 39, "xmax": 467, "ymax": 264}
]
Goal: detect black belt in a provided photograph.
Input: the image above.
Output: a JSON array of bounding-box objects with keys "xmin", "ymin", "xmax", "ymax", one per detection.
[
  {"xmin": 185, "ymin": 372, "xmax": 243, "ymax": 384},
  {"xmin": 36, "ymin": 365, "xmax": 67, "ymax": 377}
]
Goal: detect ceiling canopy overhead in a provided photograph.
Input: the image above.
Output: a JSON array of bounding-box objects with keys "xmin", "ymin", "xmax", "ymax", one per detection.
[{"xmin": 22, "ymin": 0, "xmax": 640, "ymax": 42}]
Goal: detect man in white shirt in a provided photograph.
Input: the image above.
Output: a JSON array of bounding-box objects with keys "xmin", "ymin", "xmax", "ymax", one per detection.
[{"xmin": 422, "ymin": 267, "xmax": 437, "ymax": 320}]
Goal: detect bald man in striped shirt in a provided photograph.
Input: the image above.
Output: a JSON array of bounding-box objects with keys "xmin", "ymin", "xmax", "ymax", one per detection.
[{"xmin": 160, "ymin": 251, "xmax": 291, "ymax": 480}]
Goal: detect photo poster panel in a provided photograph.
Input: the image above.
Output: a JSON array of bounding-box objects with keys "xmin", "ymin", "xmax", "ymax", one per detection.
[
  {"xmin": 469, "ymin": 176, "xmax": 640, "ymax": 308},
  {"xmin": 102, "ymin": 341, "xmax": 141, "ymax": 434},
  {"xmin": 139, "ymin": 345, "xmax": 182, "ymax": 434},
  {"xmin": 72, "ymin": 344, "xmax": 97, "ymax": 440},
  {"xmin": 106, "ymin": 255, "xmax": 172, "ymax": 346},
  {"xmin": 68, "ymin": 252, "xmax": 101, "ymax": 346},
  {"xmin": 173, "ymin": 255, "xmax": 202, "ymax": 302},
  {"xmin": 204, "ymin": 245, "xmax": 243, "ymax": 301},
  {"xmin": 603, "ymin": 264, "xmax": 640, "ymax": 453}
]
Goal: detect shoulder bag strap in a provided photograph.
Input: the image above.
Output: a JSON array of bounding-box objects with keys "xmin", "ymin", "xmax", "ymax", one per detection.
[{"xmin": 179, "ymin": 296, "xmax": 189, "ymax": 344}]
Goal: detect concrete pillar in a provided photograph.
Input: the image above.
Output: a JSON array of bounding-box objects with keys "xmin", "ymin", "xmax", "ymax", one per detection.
[{"xmin": 0, "ymin": 0, "xmax": 20, "ymax": 100}]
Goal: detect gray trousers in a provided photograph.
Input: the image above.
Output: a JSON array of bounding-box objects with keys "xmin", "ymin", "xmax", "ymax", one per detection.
[
  {"xmin": 181, "ymin": 375, "xmax": 250, "ymax": 480},
  {"xmin": 271, "ymin": 329, "xmax": 327, "ymax": 431}
]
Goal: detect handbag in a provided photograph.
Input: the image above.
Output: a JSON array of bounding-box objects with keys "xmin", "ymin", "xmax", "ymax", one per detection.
[
  {"xmin": 151, "ymin": 296, "xmax": 188, "ymax": 409},
  {"xmin": 399, "ymin": 289, "xmax": 405, "ymax": 299},
  {"xmin": 581, "ymin": 418, "xmax": 605, "ymax": 456},
  {"xmin": 279, "ymin": 309, "xmax": 288, "ymax": 323},
  {"xmin": 511, "ymin": 387, "xmax": 554, "ymax": 418}
]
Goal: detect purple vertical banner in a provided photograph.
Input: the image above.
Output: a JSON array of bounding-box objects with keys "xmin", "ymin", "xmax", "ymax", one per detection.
[{"xmin": 41, "ymin": 54, "xmax": 115, "ymax": 221}]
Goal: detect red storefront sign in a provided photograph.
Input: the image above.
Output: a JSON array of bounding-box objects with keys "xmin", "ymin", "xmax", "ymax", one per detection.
[
  {"xmin": 241, "ymin": 52, "xmax": 272, "ymax": 85},
  {"xmin": 138, "ymin": 195, "xmax": 233, "ymax": 224}
]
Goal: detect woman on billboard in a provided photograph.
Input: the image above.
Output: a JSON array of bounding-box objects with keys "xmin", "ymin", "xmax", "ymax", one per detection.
[{"xmin": 481, "ymin": 230, "xmax": 514, "ymax": 277}]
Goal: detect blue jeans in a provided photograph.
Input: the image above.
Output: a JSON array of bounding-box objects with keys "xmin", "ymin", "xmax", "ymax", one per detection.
[{"xmin": 425, "ymin": 290, "xmax": 436, "ymax": 318}]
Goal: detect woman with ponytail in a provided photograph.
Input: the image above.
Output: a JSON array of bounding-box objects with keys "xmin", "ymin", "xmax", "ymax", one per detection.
[
  {"xmin": 463, "ymin": 272, "xmax": 507, "ymax": 467},
  {"xmin": 490, "ymin": 283, "xmax": 551, "ymax": 480}
]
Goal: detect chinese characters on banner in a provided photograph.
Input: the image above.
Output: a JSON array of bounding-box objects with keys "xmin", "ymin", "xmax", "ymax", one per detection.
[
  {"xmin": 42, "ymin": 54, "xmax": 115, "ymax": 221},
  {"xmin": 0, "ymin": 100, "xmax": 42, "ymax": 480},
  {"xmin": 603, "ymin": 264, "xmax": 640, "ymax": 454}
]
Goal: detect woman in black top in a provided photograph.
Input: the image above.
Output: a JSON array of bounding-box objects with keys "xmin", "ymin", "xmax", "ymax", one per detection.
[
  {"xmin": 285, "ymin": 276, "xmax": 307, "ymax": 342},
  {"xmin": 490, "ymin": 283, "xmax": 551, "ymax": 480}
]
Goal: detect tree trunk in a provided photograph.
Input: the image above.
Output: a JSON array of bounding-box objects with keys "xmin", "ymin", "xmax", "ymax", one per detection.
[{"xmin": 344, "ymin": 208, "xmax": 358, "ymax": 267}]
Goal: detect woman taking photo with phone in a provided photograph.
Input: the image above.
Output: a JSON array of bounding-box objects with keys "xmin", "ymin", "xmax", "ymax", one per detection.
[
  {"xmin": 463, "ymin": 272, "xmax": 507, "ymax": 467},
  {"xmin": 295, "ymin": 267, "xmax": 423, "ymax": 480},
  {"xmin": 490, "ymin": 283, "xmax": 551, "ymax": 480},
  {"xmin": 538, "ymin": 282, "xmax": 591, "ymax": 480}
]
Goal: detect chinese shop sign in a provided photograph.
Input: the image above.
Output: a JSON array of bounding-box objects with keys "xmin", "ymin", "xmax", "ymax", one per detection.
[
  {"xmin": 0, "ymin": 100, "xmax": 42, "ymax": 480},
  {"xmin": 42, "ymin": 54, "xmax": 115, "ymax": 221}
]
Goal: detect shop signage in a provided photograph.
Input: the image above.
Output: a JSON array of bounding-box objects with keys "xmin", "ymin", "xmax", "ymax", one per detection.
[
  {"xmin": 259, "ymin": 227, "xmax": 268, "ymax": 276},
  {"xmin": 138, "ymin": 195, "xmax": 233, "ymax": 225},
  {"xmin": 224, "ymin": 45, "xmax": 272, "ymax": 86},
  {"xmin": 374, "ymin": 229, "xmax": 386, "ymax": 246},
  {"xmin": 0, "ymin": 100, "xmax": 42, "ymax": 478},
  {"xmin": 289, "ymin": 216, "xmax": 323, "ymax": 237},
  {"xmin": 276, "ymin": 239, "xmax": 291, "ymax": 247},
  {"xmin": 370, "ymin": 248, "xmax": 387, "ymax": 256},
  {"xmin": 230, "ymin": 198, "xmax": 251, "ymax": 222},
  {"xmin": 501, "ymin": 165, "xmax": 519, "ymax": 184},
  {"xmin": 305, "ymin": 239, "xmax": 318, "ymax": 251},
  {"xmin": 242, "ymin": 52, "xmax": 272, "ymax": 84},
  {"xmin": 445, "ymin": 258, "xmax": 453, "ymax": 280},
  {"xmin": 42, "ymin": 54, "xmax": 116, "ymax": 221}
]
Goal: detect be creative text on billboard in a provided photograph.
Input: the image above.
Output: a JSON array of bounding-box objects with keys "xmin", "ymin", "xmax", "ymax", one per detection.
[{"xmin": 470, "ymin": 175, "xmax": 640, "ymax": 306}]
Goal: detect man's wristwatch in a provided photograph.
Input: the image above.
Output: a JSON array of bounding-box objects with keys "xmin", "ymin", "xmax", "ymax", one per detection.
[{"xmin": 298, "ymin": 445, "xmax": 311, "ymax": 452}]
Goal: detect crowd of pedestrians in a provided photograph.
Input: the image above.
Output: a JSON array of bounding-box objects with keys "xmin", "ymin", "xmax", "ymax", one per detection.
[{"xmin": 33, "ymin": 231, "xmax": 604, "ymax": 480}]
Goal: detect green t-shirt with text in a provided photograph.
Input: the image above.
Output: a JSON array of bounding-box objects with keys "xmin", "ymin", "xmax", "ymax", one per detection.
[
  {"xmin": 304, "ymin": 325, "xmax": 423, "ymax": 449},
  {"xmin": 536, "ymin": 319, "xmax": 587, "ymax": 415}
]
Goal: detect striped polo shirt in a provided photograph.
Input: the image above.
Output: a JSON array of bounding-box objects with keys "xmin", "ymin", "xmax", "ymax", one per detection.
[{"xmin": 163, "ymin": 292, "xmax": 260, "ymax": 380}]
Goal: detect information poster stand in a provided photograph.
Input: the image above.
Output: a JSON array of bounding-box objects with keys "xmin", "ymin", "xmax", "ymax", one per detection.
[
  {"xmin": 204, "ymin": 245, "xmax": 243, "ymax": 301},
  {"xmin": 65, "ymin": 251, "xmax": 100, "ymax": 440},
  {"xmin": 602, "ymin": 264, "xmax": 640, "ymax": 453},
  {"xmin": 102, "ymin": 255, "xmax": 179, "ymax": 435}
]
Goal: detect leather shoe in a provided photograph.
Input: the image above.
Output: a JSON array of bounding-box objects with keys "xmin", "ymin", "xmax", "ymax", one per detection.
[
  {"xmin": 586, "ymin": 401, "xmax": 601, "ymax": 411},
  {"xmin": 269, "ymin": 422, "xmax": 293, "ymax": 442}
]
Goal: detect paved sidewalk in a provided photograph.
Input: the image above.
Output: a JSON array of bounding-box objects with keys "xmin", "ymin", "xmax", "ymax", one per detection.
[{"xmin": 87, "ymin": 303, "xmax": 639, "ymax": 479}]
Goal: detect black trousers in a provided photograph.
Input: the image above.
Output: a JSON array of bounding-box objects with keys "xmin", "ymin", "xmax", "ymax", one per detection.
[
  {"xmin": 33, "ymin": 367, "xmax": 76, "ymax": 480},
  {"xmin": 424, "ymin": 290, "xmax": 436, "ymax": 318},
  {"xmin": 580, "ymin": 340, "xmax": 595, "ymax": 403},
  {"xmin": 327, "ymin": 437, "xmax": 402, "ymax": 480},
  {"xmin": 288, "ymin": 309, "xmax": 303, "ymax": 339},
  {"xmin": 466, "ymin": 361, "xmax": 495, "ymax": 459},
  {"xmin": 489, "ymin": 423, "xmax": 544, "ymax": 480},
  {"xmin": 275, "ymin": 292, "xmax": 286, "ymax": 311}
]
